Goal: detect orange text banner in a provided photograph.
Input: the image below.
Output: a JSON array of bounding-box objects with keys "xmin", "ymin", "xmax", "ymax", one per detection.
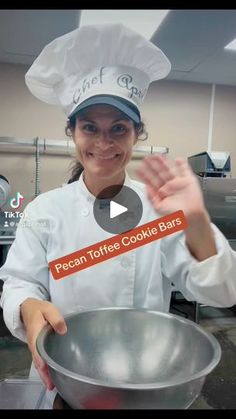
[{"xmin": 49, "ymin": 210, "xmax": 188, "ymax": 280}]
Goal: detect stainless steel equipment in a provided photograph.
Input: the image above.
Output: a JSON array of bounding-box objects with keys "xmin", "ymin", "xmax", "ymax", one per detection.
[
  {"xmin": 0, "ymin": 379, "xmax": 46, "ymax": 409},
  {"xmin": 0, "ymin": 212, "xmax": 17, "ymax": 262},
  {"xmin": 198, "ymin": 177, "xmax": 236, "ymax": 246},
  {"xmin": 0, "ymin": 211, "xmax": 16, "ymax": 302},
  {"xmin": 188, "ymin": 151, "xmax": 231, "ymax": 178},
  {"xmin": 0, "ymin": 175, "xmax": 11, "ymax": 209},
  {"xmin": 188, "ymin": 151, "xmax": 236, "ymax": 251},
  {"xmin": 37, "ymin": 308, "xmax": 221, "ymax": 410}
]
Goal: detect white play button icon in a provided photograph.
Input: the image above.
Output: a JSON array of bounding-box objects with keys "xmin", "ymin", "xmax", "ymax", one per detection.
[
  {"xmin": 110, "ymin": 201, "xmax": 128, "ymax": 219},
  {"xmin": 93, "ymin": 185, "xmax": 143, "ymax": 234}
]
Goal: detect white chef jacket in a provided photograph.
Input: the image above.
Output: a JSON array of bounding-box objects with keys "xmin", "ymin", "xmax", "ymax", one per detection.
[{"xmin": 1, "ymin": 172, "xmax": 236, "ymax": 345}]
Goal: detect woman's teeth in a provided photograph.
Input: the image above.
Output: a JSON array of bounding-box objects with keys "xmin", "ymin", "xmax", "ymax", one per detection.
[{"xmin": 88, "ymin": 153, "xmax": 119, "ymax": 160}]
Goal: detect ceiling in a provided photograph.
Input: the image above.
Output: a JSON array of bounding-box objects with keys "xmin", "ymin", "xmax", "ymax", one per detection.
[
  {"xmin": 151, "ymin": 10, "xmax": 236, "ymax": 85},
  {"xmin": 0, "ymin": 10, "xmax": 81, "ymax": 65},
  {"xmin": 0, "ymin": 9, "xmax": 236, "ymax": 86}
]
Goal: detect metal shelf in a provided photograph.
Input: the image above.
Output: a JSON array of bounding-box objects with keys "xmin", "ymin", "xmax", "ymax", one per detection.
[{"xmin": 0, "ymin": 137, "xmax": 168, "ymax": 157}]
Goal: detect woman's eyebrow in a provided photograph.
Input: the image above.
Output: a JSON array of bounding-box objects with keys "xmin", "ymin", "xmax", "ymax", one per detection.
[
  {"xmin": 77, "ymin": 117, "xmax": 129, "ymax": 123},
  {"xmin": 112, "ymin": 118, "xmax": 130, "ymax": 123},
  {"xmin": 77, "ymin": 118, "xmax": 96, "ymax": 123}
]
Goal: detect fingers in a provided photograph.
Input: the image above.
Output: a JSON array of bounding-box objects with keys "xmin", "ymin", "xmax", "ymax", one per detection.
[
  {"xmin": 26, "ymin": 311, "xmax": 54, "ymax": 390},
  {"xmin": 27, "ymin": 310, "xmax": 47, "ymax": 366},
  {"xmin": 42, "ymin": 305, "xmax": 67, "ymax": 335},
  {"xmin": 137, "ymin": 154, "xmax": 176, "ymax": 191},
  {"xmin": 175, "ymin": 157, "xmax": 191, "ymax": 177},
  {"xmin": 20, "ymin": 299, "xmax": 67, "ymax": 390},
  {"xmin": 137, "ymin": 155, "xmax": 190, "ymax": 187},
  {"xmin": 136, "ymin": 165, "xmax": 161, "ymax": 191},
  {"xmin": 33, "ymin": 357, "xmax": 55, "ymax": 391},
  {"xmin": 29, "ymin": 305, "xmax": 67, "ymax": 365},
  {"xmin": 146, "ymin": 184, "xmax": 162, "ymax": 206}
]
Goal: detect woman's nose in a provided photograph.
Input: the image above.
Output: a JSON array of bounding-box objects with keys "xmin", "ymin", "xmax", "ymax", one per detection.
[{"xmin": 95, "ymin": 132, "xmax": 114, "ymax": 148}]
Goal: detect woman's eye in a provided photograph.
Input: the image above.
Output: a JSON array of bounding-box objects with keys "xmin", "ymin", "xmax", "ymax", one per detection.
[
  {"xmin": 83, "ymin": 124, "xmax": 97, "ymax": 133},
  {"xmin": 112, "ymin": 125, "xmax": 127, "ymax": 135}
]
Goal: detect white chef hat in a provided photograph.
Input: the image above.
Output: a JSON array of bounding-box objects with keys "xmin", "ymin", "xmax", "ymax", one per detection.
[{"xmin": 25, "ymin": 23, "xmax": 171, "ymax": 123}]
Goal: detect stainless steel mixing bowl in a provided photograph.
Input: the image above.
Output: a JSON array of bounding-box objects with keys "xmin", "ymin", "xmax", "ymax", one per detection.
[{"xmin": 36, "ymin": 308, "xmax": 221, "ymax": 409}]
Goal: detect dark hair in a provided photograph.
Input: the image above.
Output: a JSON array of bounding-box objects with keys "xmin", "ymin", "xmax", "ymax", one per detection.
[{"xmin": 66, "ymin": 112, "xmax": 148, "ymax": 184}]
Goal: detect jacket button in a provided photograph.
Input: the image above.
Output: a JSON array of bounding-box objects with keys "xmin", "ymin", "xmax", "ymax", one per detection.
[
  {"xmin": 120, "ymin": 257, "xmax": 131, "ymax": 268},
  {"xmin": 81, "ymin": 209, "xmax": 89, "ymax": 216}
]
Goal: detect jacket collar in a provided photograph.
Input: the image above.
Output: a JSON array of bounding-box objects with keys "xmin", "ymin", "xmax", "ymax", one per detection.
[{"xmin": 76, "ymin": 170, "xmax": 132, "ymax": 202}]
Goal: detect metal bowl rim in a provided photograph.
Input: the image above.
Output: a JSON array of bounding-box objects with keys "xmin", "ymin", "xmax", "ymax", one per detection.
[{"xmin": 36, "ymin": 307, "xmax": 221, "ymax": 390}]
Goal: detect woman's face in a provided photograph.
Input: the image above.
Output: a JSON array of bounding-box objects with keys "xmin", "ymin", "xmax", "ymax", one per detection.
[{"xmin": 72, "ymin": 105, "xmax": 138, "ymax": 180}]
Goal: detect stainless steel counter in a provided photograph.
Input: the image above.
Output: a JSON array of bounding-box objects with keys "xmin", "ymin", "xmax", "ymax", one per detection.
[
  {"xmin": 0, "ymin": 379, "xmax": 46, "ymax": 409},
  {"xmin": 0, "ymin": 378, "xmax": 213, "ymax": 409}
]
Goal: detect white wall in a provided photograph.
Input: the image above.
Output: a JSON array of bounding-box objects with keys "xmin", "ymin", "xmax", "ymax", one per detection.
[{"xmin": 1, "ymin": 62, "xmax": 236, "ymax": 207}]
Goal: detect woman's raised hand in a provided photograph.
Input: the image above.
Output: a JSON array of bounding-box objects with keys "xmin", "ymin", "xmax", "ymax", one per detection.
[{"xmin": 137, "ymin": 154, "xmax": 206, "ymax": 223}]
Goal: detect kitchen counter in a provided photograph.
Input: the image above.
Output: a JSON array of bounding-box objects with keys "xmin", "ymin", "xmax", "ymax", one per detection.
[{"xmin": 1, "ymin": 316, "xmax": 236, "ymax": 409}]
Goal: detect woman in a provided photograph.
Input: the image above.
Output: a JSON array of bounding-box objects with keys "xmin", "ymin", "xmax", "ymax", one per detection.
[{"xmin": 1, "ymin": 24, "xmax": 236, "ymax": 400}]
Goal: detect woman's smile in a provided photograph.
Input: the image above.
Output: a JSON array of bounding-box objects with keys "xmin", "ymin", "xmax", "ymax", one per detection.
[{"xmin": 86, "ymin": 152, "xmax": 121, "ymax": 161}]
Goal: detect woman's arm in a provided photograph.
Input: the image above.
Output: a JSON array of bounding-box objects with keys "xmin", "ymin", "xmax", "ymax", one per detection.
[
  {"xmin": 0, "ymin": 201, "xmax": 67, "ymax": 390},
  {"xmin": 137, "ymin": 154, "xmax": 236, "ymax": 307},
  {"xmin": 184, "ymin": 209, "xmax": 217, "ymax": 261},
  {"xmin": 0, "ymin": 205, "xmax": 50, "ymax": 341},
  {"xmin": 136, "ymin": 154, "xmax": 218, "ymax": 261}
]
